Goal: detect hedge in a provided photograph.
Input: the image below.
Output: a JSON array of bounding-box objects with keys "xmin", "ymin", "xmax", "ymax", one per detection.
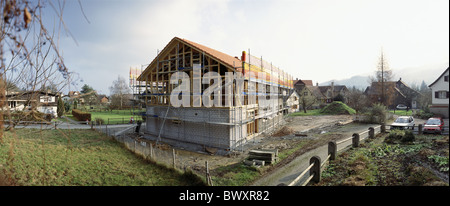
[{"xmin": 72, "ymin": 109, "xmax": 91, "ymax": 121}]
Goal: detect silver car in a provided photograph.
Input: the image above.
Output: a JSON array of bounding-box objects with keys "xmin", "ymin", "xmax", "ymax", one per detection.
[
  {"xmin": 391, "ymin": 116, "xmax": 415, "ymax": 130},
  {"xmin": 396, "ymin": 104, "xmax": 407, "ymax": 110}
]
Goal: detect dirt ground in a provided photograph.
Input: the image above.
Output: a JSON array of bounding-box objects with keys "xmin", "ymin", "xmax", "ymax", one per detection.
[{"xmin": 164, "ymin": 115, "xmax": 355, "ymax": 175}]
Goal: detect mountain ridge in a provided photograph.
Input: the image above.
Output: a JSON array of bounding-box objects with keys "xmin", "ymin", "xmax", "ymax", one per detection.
[{"xmin": 320, "ymin": 62, "xmax": 449, "ymax": 90}]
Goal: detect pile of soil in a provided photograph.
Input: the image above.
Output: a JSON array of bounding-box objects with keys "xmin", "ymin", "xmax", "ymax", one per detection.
[
  {"xmin": 320, "ymin": 101, "xmax": 356, "ymax": 115},
  {"xmin": 273, "ymin": 126, "xmax": 294, "ymax": 137}
]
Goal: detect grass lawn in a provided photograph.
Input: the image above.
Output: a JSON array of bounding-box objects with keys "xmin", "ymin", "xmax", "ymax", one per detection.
[
  {"xmin": 288, "ymin": 109, "xmax": 322, "ymax": 116},
  {"xmin": 0, "ymin": 129, "xmax": 203, "ymax": 186},
  {"xmin": 64, "ymin": 109, "xmax": 145, "ymax": 124},
  {"xmin": 388, "ymin": 109, "xmax": 414, "ymax": 116},
  {"xmin": 89, "ymin": 110, "xmax": 144, "ymax": 124}
]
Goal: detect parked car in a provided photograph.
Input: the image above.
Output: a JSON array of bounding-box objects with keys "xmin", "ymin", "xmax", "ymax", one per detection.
[
  {"xmin": 391, "ymin": 116, "xmax": 415, "ymax": 130},
  {"xmin": 396, "ymin": 104, "xmax": 407, "ymax": 110},
  {"xmin": 423, "ymin": 117, "xmax": 445, "ymax": 134}
]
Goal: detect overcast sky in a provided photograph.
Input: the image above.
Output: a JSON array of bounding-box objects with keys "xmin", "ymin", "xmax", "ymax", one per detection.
[{"xmin": 54, "ymin": 0, "xmax": 449, "ymax": 95}]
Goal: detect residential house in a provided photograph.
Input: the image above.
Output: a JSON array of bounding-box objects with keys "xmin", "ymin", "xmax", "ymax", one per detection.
[
  {"xmin": 365, "ymin": 78, "xmax": 420, "ymax": 109},
  {"xmin": 5, "ymin": 91, "xmax": 60, "ymax": 118},
  {"xmin": 294, "ymin": 79, "xmax": 326, "ymax": 110},
  {"xmin": 98, "ymin": 95, "xmax": 109, "ymax": 104},
  {"xmin": 285, "ymin": 90, "xmax": 300, "ymax": 113},
  {"xmin": 428, "ymin": 67, "xmax": 449, "ymax": 118},
  {"xmin": 68, "ymin": 91, "xmax": 84, "ymax": 104},
  {"xmin": 318, "ymin": 82, "xmax": 349, "ymax": 103},
  {"xmin": 136, "ymin": 37, "xmax": 294, "ymax": 152}
]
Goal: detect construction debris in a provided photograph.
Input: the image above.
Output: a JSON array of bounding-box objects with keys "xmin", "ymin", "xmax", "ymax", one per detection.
[
  {"xmin": 273, "ymin": 126, "xmax": 294, "ymax": 137},
  {"xmin": 247, "ymin": 149, "xmax": 278, "ymax": 165}
]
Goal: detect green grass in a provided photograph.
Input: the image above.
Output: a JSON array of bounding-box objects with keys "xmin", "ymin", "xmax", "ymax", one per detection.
[
  {"xmin": 0, "ymin": 129, "xmax": 203, "ymax": 186},
  {"xmin": 388, "ymin": 109, "xmax": 413, "ymax": 116},
  {"xmin": 289, "ymin": 101, "xmax": 356, "ymax": 116},
  {"xmin": 212, "ymin": 164, "xmax": 260, "ymax": 186},
  {"xmin": 320, "ymin": 101, "xmax": 356, "ymax": 115},
  {"xmin": 65, "ymin": 109, "xmax": 145, "ymax": 124},
  {"xmin": 288, "ymin": 109, "xmax": 322, "ymax": 116},
  {"xmin": 317, "ymin": 134, "xmax": 449, "ymax": 186},
  {"xmin": 89, "ymin": 110, "xmax": 144, "ymax": 124}
]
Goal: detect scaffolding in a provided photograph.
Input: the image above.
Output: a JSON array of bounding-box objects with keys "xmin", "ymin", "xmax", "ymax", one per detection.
[{"xmin": 132, "ymin": 37, "xmax": 294, "ymax": 153}]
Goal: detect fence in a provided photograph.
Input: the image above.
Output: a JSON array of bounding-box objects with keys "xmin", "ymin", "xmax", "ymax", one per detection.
[
  {"xmin": 94, "ymin": 123, "xmax": 199, "ymax": 179},
  {"xmin": 281, "ymin": 125, "xmax": 382, "ymax": 186}
]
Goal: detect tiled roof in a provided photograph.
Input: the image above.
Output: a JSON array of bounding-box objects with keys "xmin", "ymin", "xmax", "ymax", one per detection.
[
  {"xmin": 294, "ymin": 79, "xmax": 313, "ymax": 86},
  {"xmin": 180, "ymin": 37, "xmax": 242, "ymax": 69},
  {"xmin": 138, "ymin": 37, "xmax": 241, "ymax": 80},
  {"xmin": 302, "ymin": 80, "xmax": 313, "ymax": 86}
]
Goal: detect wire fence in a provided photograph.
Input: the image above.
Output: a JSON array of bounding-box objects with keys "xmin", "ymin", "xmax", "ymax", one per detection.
[{"xmin": 94, "ymin": 123, "xmax": 198, "ymax": 177}]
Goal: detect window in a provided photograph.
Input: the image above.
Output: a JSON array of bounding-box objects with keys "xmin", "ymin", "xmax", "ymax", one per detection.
[
  {"xmin": 435, "ymin": 91, "xmax": 449, "ymax": 99},
  {"xmin": 445, "ymin": 75, "xmax": 449, "ymax": 82}
]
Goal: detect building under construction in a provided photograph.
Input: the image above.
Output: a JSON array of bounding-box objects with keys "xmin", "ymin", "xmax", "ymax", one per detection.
[{"xmin": 135, "ymin": 37, "xmax": 294, "ymax": 153}]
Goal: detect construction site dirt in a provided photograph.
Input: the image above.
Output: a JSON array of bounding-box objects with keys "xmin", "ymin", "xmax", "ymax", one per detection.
[{"xmin": 129, "ymin": 115, "xmax": 376, "ymax": 185}]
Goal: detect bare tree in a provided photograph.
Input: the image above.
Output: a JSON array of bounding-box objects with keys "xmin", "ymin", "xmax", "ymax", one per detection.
[
  {"xmin": 369, "ymin": 50, "xmax": 394, "ymax": 106},
  {"xmin": 299, "ymin": 93, "xmax": 317, "ymax": 113},
  {"xmin": 109, "ymin": 76, "xmax": 131, "ymax": 110},
  {"xmin": 0, "ymin": 0, "xmax": 87, "ymax": 185},
  {"xmin": 1, "ymin": 0, "xmax": 82, "ymax": 131},
  {"xmin": 346, "ymin": 87, "xmax": 369, "ymax": 113}
]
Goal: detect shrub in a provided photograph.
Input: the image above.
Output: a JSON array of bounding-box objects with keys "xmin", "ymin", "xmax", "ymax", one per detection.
[
  {"xmin": 385, "ymin": 129, "xmax": 415, "ymax": 143},
  {"xmin": 401, "ymin": 130, "xmax": 415, "ymax": 143},
  {"xmin": 95, "ymin": 118, "xmax": 105, "ymax": 125},
  {"xmin": 72, "ymin": 109, "xmax": 91, "ymax": 121},
  {"xmin": 385, "ymin": 129, "xmax": 404, "ymax": 143},
  {"xmin": 368, "ymin": 103, "xmax": 387, "ymax": 124},
  {"xmin": 415, "ymin": 110, "xmax": 434, "ymax": 119}
]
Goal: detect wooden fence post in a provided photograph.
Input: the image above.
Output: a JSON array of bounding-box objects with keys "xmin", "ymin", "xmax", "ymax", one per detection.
[
  {"xmin": 310, "ymin": 156, "xmax": 321, "ymax": 184},
  {"xmin": 381, "ymin": 124, "xmax": 386, "ymax": 133},
  {"xmin": 150, "ymin": 143, "xmax": 153, "ymax": 159},
  {"xmin": 172, "ymin": 149, "xmax": 176, "ymax": 169},
  {"xmin": 352, "ymin": 133, "xmax": 360, "ymax": 147},
  {"xmin": 328, "ymin": 141, "xmax": 337, "ymax": 161},
  {"xmin": 418, "ymin": 124, "xmax": 423, "ymax": 135},
  {"xmin": 205, "ymin": 161, "xmax": 213, "ymax": 186},
  {"xmin": 369, "ymin": 127, "xmax": 375, "ymax": 139}
]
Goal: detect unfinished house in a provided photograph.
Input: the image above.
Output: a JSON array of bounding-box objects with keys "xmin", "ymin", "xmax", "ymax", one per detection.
[{"xmin": 136, "ymin": 37, "xmax": 293, "ymax": 152}]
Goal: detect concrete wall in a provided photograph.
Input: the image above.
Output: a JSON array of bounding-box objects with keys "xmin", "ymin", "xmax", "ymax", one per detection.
[
  {"xmin": 145, "ymin": 106, "xmax": 248, "ymax": 150},
  {"xmin": 144, "ymin": 103, "xmax": 287, "ymax": 151}
]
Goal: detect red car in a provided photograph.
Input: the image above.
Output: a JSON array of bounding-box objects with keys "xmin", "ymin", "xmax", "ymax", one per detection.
[{"xmin": 423, "ymin": 117, "xmax": 445, "ymax": 134}]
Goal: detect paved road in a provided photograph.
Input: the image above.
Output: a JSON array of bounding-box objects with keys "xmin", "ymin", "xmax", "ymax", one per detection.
[
  {"xmin": 13, "ymin": 122, "xmax": 136, "ymax": 130},
  {"xmin": 251, "ymin": 123, "xmax": 381, "ymax": 186}
]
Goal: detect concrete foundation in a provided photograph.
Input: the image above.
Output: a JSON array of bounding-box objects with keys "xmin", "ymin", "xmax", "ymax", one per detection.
[{"xmin": 144, "ymin": 105, "xmax": 285, "ymax": 152}]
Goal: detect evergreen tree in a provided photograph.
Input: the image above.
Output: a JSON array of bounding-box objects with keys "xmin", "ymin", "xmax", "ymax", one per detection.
[{"xmin": 57, "ymin": 96, "xmax": 64, "ymax": 117}]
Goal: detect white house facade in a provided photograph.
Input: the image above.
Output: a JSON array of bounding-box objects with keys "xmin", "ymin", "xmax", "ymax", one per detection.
[
  {"xmin": 5, "ymin": 91, "xmax": 59, "ymax": 118},
  {"xmin": 429, "ymin": 67, "xmax": 449, "ymax": 118}
]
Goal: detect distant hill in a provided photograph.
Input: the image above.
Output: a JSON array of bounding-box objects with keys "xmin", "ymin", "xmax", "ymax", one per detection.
[
  {"xmin": 320, "ymin": 62, "xmax": 449, "ymax": 90},
  {"xmin": 320, "ymin": 75, "xmax": 370, "ymax": 90}
]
